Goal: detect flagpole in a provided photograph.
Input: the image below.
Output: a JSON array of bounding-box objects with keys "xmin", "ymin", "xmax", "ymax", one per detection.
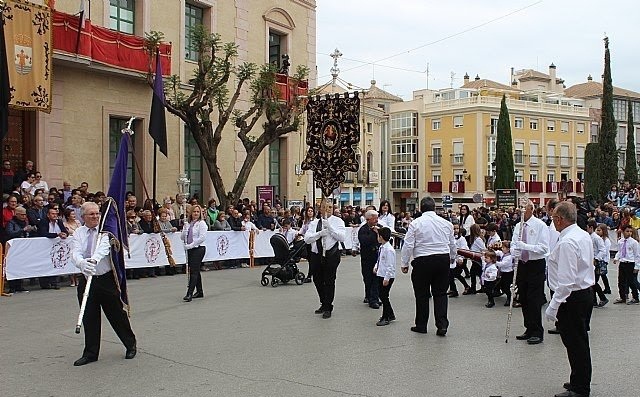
[{"xmin": 152, "ymin": 143, "xmax": 157, "ymax": 203}]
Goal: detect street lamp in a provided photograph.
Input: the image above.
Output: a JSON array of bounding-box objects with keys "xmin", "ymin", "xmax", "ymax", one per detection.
[{"xmin": 176, "ymin": 173, "xmax": 191, "ymax": 227}]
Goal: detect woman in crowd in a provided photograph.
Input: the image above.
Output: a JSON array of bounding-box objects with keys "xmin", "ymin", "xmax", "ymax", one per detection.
[
  {"xmin": 20, "ymin": 173, "xmax": 38, "ymax": 196},
  {"xmin": 161, "ymin": 196, "xmax": 175, "ymax": 220},
  {"xmin": 464, "ymin": 223, "xmax": 486, "ymax": 295},
  {"xmin": 377, "ymin": 200, "xmax": 395, "ymax": 232},
  {"xmin": 182, "ymin": 205, "xmax": 207, "ymax": 302},
  {"xmin": 213, "ymin": 211, "xmax": 231, "ymax": 231},
  {"xmin": 204, "ymin": 198, "xmax": 219, "ymax": 230},
  {"xmin": 298, "ymin": 206, "xmax": 316, "ymax": 283},
  {"xmin": 63, "ymin": 207, "xmax": 82, "ymax": 287},
  {"xmin": 459, "ymin": 204, "xmax": 475, "ymax": 236}
]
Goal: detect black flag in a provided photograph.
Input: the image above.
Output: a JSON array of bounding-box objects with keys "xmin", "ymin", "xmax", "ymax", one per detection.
[{"xmin": 149, "ymin": 49, "xmax": 167, "ymax": 156}]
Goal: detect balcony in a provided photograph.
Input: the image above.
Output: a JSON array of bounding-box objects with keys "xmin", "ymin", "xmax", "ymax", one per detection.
[
  {"xmin": 450, "ymin": 153, "xmax": 464, "ymax": 165},
  {"xmin": 429, "ymin": 155, "xmax": 442, "ymax": 167},
  {"xmin": 427, "ymin": 181, "xmax": 443, "ymax": 193},
  {"xmin": 423, "ymin": 95, "xmax": 589, "ymax": 117},
  {"xmin": 546, "ymin": 156, "xmax": 559, "ymax": 167},
  {"xmin": 560, "ymin": 156, "xmax": 572, "ymax": 168},
  {"xmin": 274, "ymin": 74, "xmax": 309, "ymax": 104},
  {"xmin": 449, "ymin": 181, "xmax": 465, "ymax": 193},
  {"xmin": 529, "ymin": 181, "xmax": 544, "ymax": 193},
  {"xmin": 529, "ymin": 155, "xmax": 542, "ymax": 166}
]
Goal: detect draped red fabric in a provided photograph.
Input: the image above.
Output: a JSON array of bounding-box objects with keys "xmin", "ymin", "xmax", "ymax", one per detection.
[{"xmin": 52, "ymin": 11, "xmax": 171, "ymax": 75}]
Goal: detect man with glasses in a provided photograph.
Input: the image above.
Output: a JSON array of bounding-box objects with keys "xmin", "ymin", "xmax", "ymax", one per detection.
[
  {"xmin": 37, "ymin": 207, "xmax": 69, "ymax": 290},
  {"xmin": 27, "ymin": 194, "xmax": 47, "ymax": 226}
]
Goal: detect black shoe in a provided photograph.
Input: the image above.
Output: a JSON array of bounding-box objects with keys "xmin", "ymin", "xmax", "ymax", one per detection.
[
  {"xmin": 603, "ymin": 289, "xmax": 611, "ymax": 294},
  {"xmin": 515, "ymin": 333, "xmax": 531, "ymax": 340},
  {"xmin": 125, "ymin": 346, "xmax": 137, "ymax": 359},
  {"xmin": 476, "ymin": 288, "xmax": 485, "ymax": 294},
  {"xmin": 183, "ymin": 294, "xmax": 192, "ymax": 302},
  {"xmin": 554, "ymin": 391, "xmax": 588, "ymax": 397},
  {"xmin": 303, "ymin": 277, "xmax": 312, "ymax": 283},
  {"xmin": 410, "ymin": 326, "xmax": 428, "ymax": 334},
  {"xmin": 314, "ymin": 307, "xmax": 324, "ymax": 314},
  {"xmin": 388, "ymin": 315, "xmax": 396, "ymax": 321},
  {"xmin": 548, "ymin": 328, "xmax": 561, "ymax": 335},
  {"xmin": 436, "ymin": 329, "xmax": 447, "ymax": 337},
  {"xmin": 504, "ymin": 300, "xmax": 511, "ymax": 307},
  {"xmin": 448, "ymin": 291, "xmax": 459, "ymax": 297},
  {"xmin": 192, "ymin": 292, "xmax": 204, "ymax": 299},
  {"xmin": 527, "ymin": 336, "xmax": 543, "ymax": 345},
  {"xmin": 73, "ymin": 356, "xmax": 97, "ymax": 366},
  {"xmin": 322, "ymin": 310, "xmax": 332, "ymax": 319},
  {"xmin": 369, "ymin": 302, "xmax": 380, "ymax": 309},
  {"xmin": 563, "ymin": 382, "xmax": 572, "ymax": 390},
  {"xmin": 363, "ymin": 298, "xmax": 369, "ymax": 304},
  {"xmin": 376, "ymin": 318, "xmax": 389, "ymax": 326},
  {"xmin": 485, "ymin": 302, "xmax": 495, "ymax": 308}
]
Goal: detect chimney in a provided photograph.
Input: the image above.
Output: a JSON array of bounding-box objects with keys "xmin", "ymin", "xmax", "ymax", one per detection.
[
  {"xmin": 549, "ymin": 62, "xmax": 557, "ymax": 92},
  {"xmin": 587, "ymin": 74, "xmax": 593, "ymax": 81},
  {"xmin": 463, "ymin": 73, "xmax": 469, "ymax": 85},
  {"xmin": 475, "ymin": 74, "xmax": 480, "ymax": 81}
]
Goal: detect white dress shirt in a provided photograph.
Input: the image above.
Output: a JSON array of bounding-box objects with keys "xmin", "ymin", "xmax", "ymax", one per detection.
[
  {"xmin": 470, "ymin": 236, "xmax": 486, "ymax": 253},
  {"xmin": 614, "ymin": 237, "xmax": 640, "ymax": 269},
  {"xmin": 547, "ymin": 224, "xmax": 595, "ymax": 310},
  {"xmin": 452, "ymin": 235, "xmax": 468, "ymax": 268},
  {"xmin": 590, "ymin": 232, "xmax": 607, "ymax": 262},
  {"xmin": 378, "ymin": 212, "xmax": 396, "ymax": 232},
  {"xmin": 460, "ymin": 214, "xmax": 475, "ymax": 234},
  {"xmin": 181, "ymin": 219, "xmax": 208, "ymax": 249},
  {"xmin": 72, "ymin": 225, "xmax": 112, "ymax": 276},
  {"xmin": 304, "ymin": 215, "xmax": 346, "ymax": 254},
  {"xmin": 401, "ymin": 211, "xmax": 456, "ymax": 267},
  {"xmin": 280, "ymin": 227, "xmax": 297, "ymax": 244},
  {"xmin": 375, "ymin": 241, "xmax": 396, "ymax": 281},
  {"xmin": 510, "ymin": 216, "xmax": 550, "ymax": 261},
  {"xmin": 496, "ymin": 253, "xmax": 514, "ymax": 273},
  {"xmin": 486, "ymin": 233, "xmax": 501, "ymax": 248},
  {"xmin": 548, "ymin": 221, "xmax": 560, "ymax": 253},
  {"xmin": 481, "ymin": 262, "xmax": 498, "ymax": 283}
]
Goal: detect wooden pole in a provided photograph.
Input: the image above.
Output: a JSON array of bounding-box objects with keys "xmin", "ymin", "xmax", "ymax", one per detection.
[{"xmin": 1, "ymin": 242, "xmax": 11, "ymax": 297}]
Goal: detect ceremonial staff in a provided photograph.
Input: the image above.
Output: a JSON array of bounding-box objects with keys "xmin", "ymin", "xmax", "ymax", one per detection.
[
  {"xmin": 75, "ymin": 199, "xmax": 113, "ymax": 334},
  {"xmin": 505, "ymin": 198, "xmax": 526, "ymax": 343}
]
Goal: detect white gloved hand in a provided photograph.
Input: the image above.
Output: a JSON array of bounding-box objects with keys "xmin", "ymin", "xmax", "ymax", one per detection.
[
  {"xmin": 512, "ymin": 241, "xmax": 525, "ymax": 251},
  {"xmin": 80, "ymin": 260, "xmax": 96, "ymax": 277},
  {"xmin": 318, "ymin": 228, "xmax": 329, "ymax": 237},
  {"xmin": 544, "ymin": 305, "xmax": 558, "ymax": 323}
]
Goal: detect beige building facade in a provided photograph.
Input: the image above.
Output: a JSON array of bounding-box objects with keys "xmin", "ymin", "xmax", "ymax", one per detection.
[{"xmin": 8, "ymin": 0, "xmax": 316, "ymax": 203}]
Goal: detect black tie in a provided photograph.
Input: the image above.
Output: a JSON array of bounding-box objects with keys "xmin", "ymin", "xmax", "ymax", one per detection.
[{"xmin": 316, "ymin": 218, "xmax": 323, "ymax": 253}]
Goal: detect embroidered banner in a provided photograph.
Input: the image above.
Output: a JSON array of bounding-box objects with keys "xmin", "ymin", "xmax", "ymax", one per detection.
[
  {"xmin": 301, "ymin": 92, "xmax": 360, "ymax": 197},
  {"xmin": 2, "ymin": 0, "xmax": 53, "ymax": 112}
]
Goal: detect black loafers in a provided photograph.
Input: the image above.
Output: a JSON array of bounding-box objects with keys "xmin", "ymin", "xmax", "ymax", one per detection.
[
  {"xmin": 192, "ymin": 292, "xmax": 204, "ymax": 299},
  {"xmin": 314, "ymin": 307, "xmax": 324, "ymax": 314},
  {"xmin": 410, "ymin": 326, "xmax": 427, "ymax": 334},
  {"xmin": 436, "ymin": 329, "xmax": 447, "ymax": 337},
  {"xmin": 125, "ymin": 347, "xmax": 137, "ymax": 359},
  {"xmin": 322, "ymin": 311, "xmax": 332, "ymax": 319},
  {"xmin": 73, "ymin": 356, "xmax": 97, "ymax": 366},
  {"xmin": 515, "ymin": 333, "xmax": 531, "ymax": 340},
  {"xmin": 527, "ymin": 336, "xmax": 543, "ymax": 345}
]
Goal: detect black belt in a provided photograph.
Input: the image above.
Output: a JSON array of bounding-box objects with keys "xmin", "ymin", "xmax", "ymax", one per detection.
[
  {"xmin": 620, "ymin": 261, "xmax": 635, "ymax": 264},
  {"xmin": 93, "ymin": 271, "xmax": 113, "ymax": 279}
]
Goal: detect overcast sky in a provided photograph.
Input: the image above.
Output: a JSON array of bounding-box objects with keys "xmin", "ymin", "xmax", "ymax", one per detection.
[{"xmin": 315, "ymin": 0, "xmax": 639, "ymax": 99}]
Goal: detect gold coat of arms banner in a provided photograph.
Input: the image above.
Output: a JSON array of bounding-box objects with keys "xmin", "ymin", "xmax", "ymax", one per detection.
[{"xmin": 2, "ymin": 0, "xmax": 52, "ymax": 112}]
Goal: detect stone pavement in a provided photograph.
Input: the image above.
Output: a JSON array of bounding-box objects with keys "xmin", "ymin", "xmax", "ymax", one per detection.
[{"xmin": 0, "ymin": 256, "xmax": 636, "ymax": 397}]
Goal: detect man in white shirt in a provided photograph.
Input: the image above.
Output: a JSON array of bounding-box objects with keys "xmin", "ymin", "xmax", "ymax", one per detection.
[
  {"xmin": 545, "ymin": 201, "xmax": 594, "ymax": 397},
  {"xmin": 401, "ymin": 196, "xmax": 456, "ymax": 336},
  {"xmin": 612, "ymin": 224, "xmax": 640, "ymax": 304},
  {"xmin": 511, "ymin": 201, "xmax": 550, "ymax": 345},
  {"xmin": 304, "ymin": 201, "xmax": 347, "ymax": 319}
]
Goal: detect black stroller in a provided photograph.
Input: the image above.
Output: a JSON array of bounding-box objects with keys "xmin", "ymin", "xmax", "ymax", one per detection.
[{"xmin": 260, "ymin": 234, "xmax": 307, "ymax": 287}]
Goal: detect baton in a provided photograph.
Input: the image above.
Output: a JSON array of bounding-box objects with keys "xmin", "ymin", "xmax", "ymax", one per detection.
[{"xmin": 75, "ymin": 259, "xmax": 97, "ymax": 334}]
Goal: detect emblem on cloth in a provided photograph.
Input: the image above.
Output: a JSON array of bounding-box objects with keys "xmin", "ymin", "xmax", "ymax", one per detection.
[
  {"xmin": 144, "ymin": 236, "xmax": 162, "ymax": 264},
  {"xmin": 216, "ymin": 235, "xmax": 229, "ymax": 256},
  {"xmin": 14, "ymin": 33, "xmax": 33, "ymax": 75},
  {"xmin": 50, "ymin": 240, "xmax": 71, "ymax": 269},
  {"xmin": 301, "ymin": 92, "xmax": 361, "ymax": 196}
]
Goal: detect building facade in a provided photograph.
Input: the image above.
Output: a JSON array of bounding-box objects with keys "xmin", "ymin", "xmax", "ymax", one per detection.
[{"xmin": 6, "ymin": 0, "xmax": 316, "ymax": 203}]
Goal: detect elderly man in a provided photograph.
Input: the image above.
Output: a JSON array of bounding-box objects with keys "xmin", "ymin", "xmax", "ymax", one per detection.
[
  {"xmin": 72, "ymin": 202, "xmax": 137, "ymax": 366},
  {"xmin": 37, "ymin": 207, "xmax": 69, "ymax": 289},
  {"xmin": 546, "ymin": 201, "xmax": 595, "ymax": 397},
  {"xmin": 401, "ymin": 196, "xmax": 456, "ymax": 336},
  {"xmin": 354, "ymin": 210, "xmax": 381, "ymax": 309},
  {"xmin": 5, "ymin": 207, "xmax": 37, "ymax": 293}
]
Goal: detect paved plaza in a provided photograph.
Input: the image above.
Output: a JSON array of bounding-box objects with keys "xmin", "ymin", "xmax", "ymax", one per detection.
[{"xmin": 1, "ymin": 255, "xmax": 637, "ymax": 397}]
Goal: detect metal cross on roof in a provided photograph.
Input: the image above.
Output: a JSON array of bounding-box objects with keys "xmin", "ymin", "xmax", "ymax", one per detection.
[{"xmin": 330, "ymin": 48, "xmax": 343, "ymax": 83}]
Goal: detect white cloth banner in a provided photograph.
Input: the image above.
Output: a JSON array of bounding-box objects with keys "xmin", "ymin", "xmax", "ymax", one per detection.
[
  {"xmin": 5, "ymin": 236, "xmax": 78, "ymax": 280},
  {"xmin": 253, "ymin": 230, "xmax": 277, "ymax": 258}
]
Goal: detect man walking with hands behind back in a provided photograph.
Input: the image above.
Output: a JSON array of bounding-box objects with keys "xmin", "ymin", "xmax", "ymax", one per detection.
[
  {"xmin": 545, "ymin": 201, "xmax": 594, "ymax": 397},
  {"xmin": 401, "ymin": 196, "xmax": 456, "ymax": 336},
  {"xmin": 72, "ymin": 202, "xmax": 136, "ymax": 366}
]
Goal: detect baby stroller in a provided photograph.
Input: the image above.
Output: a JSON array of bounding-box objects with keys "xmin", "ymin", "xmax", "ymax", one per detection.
[{"xmin": 260, "ymin": 234, "xmax": 307, "ymax": 287}]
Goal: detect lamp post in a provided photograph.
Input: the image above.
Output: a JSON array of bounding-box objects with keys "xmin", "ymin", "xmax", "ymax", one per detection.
[{"xmin": 176, "ymin": 173, "xmax": 191, "ymax": 228}]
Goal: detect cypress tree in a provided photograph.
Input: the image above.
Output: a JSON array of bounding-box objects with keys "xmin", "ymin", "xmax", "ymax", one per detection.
[
  {"xmin": 494, "ymin": 94, "xmax": 515, "ymax": 189},
  {"xmin": 599, "ymin": 36, "xmax": 619, "ymax": 199},
  {"xmin": 584, "ymin": 143, "xmax": 600, "ymax": 197},
  {"xmin": 624, "ymin": 100, "xmax": 638, "ymax": 185}
]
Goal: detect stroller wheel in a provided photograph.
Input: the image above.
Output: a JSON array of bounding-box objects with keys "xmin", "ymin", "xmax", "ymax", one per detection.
[
  {"xmin": 295, "ymin": 272, "xmax": 306, "ymax": 285},
  {"xmin": 260, "ymin": 276, "xmax": 269, "ymax": 286},
  {"xmin": 271, "ymin": 278, "xmax": 278, "ymax": 287}
]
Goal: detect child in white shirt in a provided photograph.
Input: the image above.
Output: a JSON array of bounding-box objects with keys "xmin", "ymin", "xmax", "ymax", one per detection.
[
  {"xmin": 279, "ymin": 219, "xmax": 297, "ymax": 244},
  {"xmin": 373, "ymin": 227, "xmax": 396, "ymax": 326},
  {"xmin": 450, "ymin": 224, "xmax": 471, "ymax": 296},
  {"xmin": 495, "ymin": 241, "xmax": 514, "ymax": 306},
  {"xmin": 481, "ymin": 250, "xmax": 499, "ymax": 308}
]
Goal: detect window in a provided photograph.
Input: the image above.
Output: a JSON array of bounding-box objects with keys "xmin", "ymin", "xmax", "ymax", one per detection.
[
  {"xmin": 185, "ymin": 3, "xmax": 204, "ymax": 61},
  {"xmin": 432, "ymin": 172, "xmax": 441, "ymax": 182},
  {"xmin": 547, "ymin": 120, "xmax": 555, "ymax": 132},
  {"xmin": 560, "ymin": 145, "xmax": 570, "ymax": 167},
  {"xmin": 514, "ymin": 117, "xmax": 524, "ymax": 129},
  {"xmin": 390, "ymin": 139, "xmax": 418, "ymax": 163},
  {"xmin": 529, "ymin": 171, "xmax": 538, "ymax": 182},
  {"xmin": 269, "ymin": 30, "xmax": 285, "ymax": 69},
  {"xmin": 453, "ymin": 116, "xmax": 463, "ymax": 128},
  {"xmin": 529, "ymin": 143, "xmax": 539, "ymax": 165},
  {"xmin": 366, "ymin": 122, "xmax": 372, "ymax": 133},
  {"xmin": 390, "ymin": 165, "xmax": 417, "ymax": 189},
  {"xmin": 515, "ymin": 170, "xmax": 524, "ymax": 181},
  {"xmin": 561, "ymin": 121, "xmax": 569, "ymax": 133},
  {"xmin": 577, "ymin": 146, "xmax": 585, "ymax": 167},
  {"xmin": 577, "ymin": 172, "xmax": 584, "ymax": 182},
  {"xmin": 109, "ymin": 117, "xmax": 135, "ymax": 193},
  {"xmin": 514, "ymin": 142, "xmax": 524, "ymax": 164},
  {"xmin": 269, "ymin": 140, "xmax": 280, "ymax": 194},
  {"xmin": 547, "ymin": 144, "xmax": 556, "ymax": 166},
  {"xmin": 490, "ymin": 117, "xmax": 499, "ymax": 134},
  {"xmin": 547, "ymin": 172, "xmax": 555, "ymax": 183},
  {"xmin": 452, "ymin": 142, "xmax": 463, "ymax": 164},
  {"xmin": 390, "ymin": 112, "xmax": 418, "ymax": 138},
  {"xmin": 431, "ymin": 146, "xmax": 442, "ymax": 166},
  {"xmin": 577, "ymin": 122, "xmax": 585, "ymax": 134},
  {"xmin": 432, "ymin": 119, "xmax": 441, "ymax": 130},
  {"xmin": 110, "ymin": 0, "xmax": 135, "ymax": 34},
  {"xmin": 530, "ymin": 118, "xmax": 538, "ymax": 130},
  {"xmin": 454, "ymin": 170, "xmax": 464, "ymax": 182},
  {"xmin": 184, "ymin": 126, "xmax": 204, "ymax": 200},
  {"xmin": 618, "ymin": 126, "xmax": 627, "ymax": 145},
  {"xmin": 590, "ymin": 123, "xmax": 599, "ymax": 143}
]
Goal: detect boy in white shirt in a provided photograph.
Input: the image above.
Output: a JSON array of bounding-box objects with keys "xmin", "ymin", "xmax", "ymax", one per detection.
[
  {"xmin": 495, "ymin": 241, "xmax": 514, "ymax": 306},
  {"xmin": 613, "ymin": 225, "xmax": 640, "ymax": 304},
  {"xmin": 279, "ymin": 219, "xmax": 297, "ymax": 244},
  {"xmin": 486, "ymin": 222, "xmax": 502, "ymax": 248},
  {"xmin": 373, "ymin": 227, "xmax": 396, "ymax": 326},
  {"xmin": 481, "ymin": 250, "xmax": 499, "ymax": 308},
  {"xmin": 449, "ymin": 224, "xmax": 471, "ymax": 297}
]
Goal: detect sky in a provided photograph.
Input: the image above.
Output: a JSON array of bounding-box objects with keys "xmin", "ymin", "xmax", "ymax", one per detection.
[{"xmin": 315, "ymin": 0, "xmax": 639, "ymax": 99}]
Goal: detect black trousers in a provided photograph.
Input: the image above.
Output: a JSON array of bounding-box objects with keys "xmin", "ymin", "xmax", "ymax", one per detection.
[
  {"xmin": 516, "ymin": 259, "xmax": 546, "ymax": 338},
  {"xmin": 377, "ymin": 276, "xmax": 395, "ymax": 320},
  {"xmin": 593, "ymin": 267, "xmax": 606, "ymax": 303},
  {"xmin": 498, "ymin": 271, "xmax": 514, "ymax": 301},
  {"xmin": 309, "ymin": 248, "xmax": 341, "ymax": 312},
  {"xmin": 410, "ymin": 254, "xmax": 450, "ymax": 331},
  {"xmin": 469, "ymin": 261, "xmax": 482, "ymax": 291},
  {"xmin": 77, "ymin": 272, "xmax": 136, "ymax": 359},
  {"xmin": 39, "ymin": 275, "xmax": 58, "ymax": 288},
  {"xmin": 484, "ymin": 280, "xmax": 496, "ymax": 304},
  {"xmin": 557, "ymin": 287, "xmax": 593, "ymax": 396},
  {"xmin": 360, "ymin": 255, "xmax": 379, "ymax": 303},
  {"xmin": 449, "ymin": 265, "xmax": 469, "ymax": 293},
  {"xmin": 618, "ymin": 262, "xmax": 639, "ymax": 300},
  {"xmin": 186, "ymin": 246, "xmax": 205, "ymax": 296}
]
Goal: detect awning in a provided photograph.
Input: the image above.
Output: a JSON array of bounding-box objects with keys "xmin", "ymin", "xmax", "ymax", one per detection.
[
  {"xmin": 353, "ymin": 191, "xmax": 362, "ymax": 201},
  {"xmin": 340, "ymin": 192, "xmax": 350, "ymax": 201},
  {"xmin": 365, "ymin": 193, "xmax": 374, "ymax": 200}
]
